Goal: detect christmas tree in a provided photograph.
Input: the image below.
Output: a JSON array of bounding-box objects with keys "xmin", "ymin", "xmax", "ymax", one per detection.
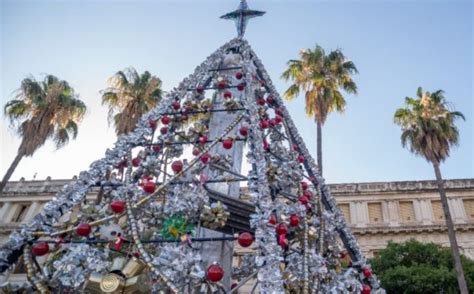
[{"xmin": 0, "ymin": 1, "xmax": 384, "ymax": 293}]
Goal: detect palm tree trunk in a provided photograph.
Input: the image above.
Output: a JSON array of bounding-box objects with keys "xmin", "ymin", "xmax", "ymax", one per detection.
[
  {"xmin": 0, "ymin": 152, "xmax": 24, "ymax": 193},
  {"xmin": 316, "ymin": 121, "xmax": 323, "ymax": 176},
  {"xmin": 433, "ymin": 162, "xmax": 468, "ymax": 294}
]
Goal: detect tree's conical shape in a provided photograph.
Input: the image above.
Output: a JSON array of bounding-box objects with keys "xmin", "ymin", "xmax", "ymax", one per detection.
[{"xmin": 0, "ymin": 38, "xmax": 383, "ymax": 293}]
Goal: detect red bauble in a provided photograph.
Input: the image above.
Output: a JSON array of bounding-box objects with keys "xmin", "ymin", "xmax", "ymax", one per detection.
[
  {"xmin": 275, "ymin": 108, "xmax": 283, "ymax": 116},
  {"xmin": 171, "ymin": 160, "xmax": 183, "ymax": 173},
  {"xmin": 263, "ymin": 138, "xmax": 270, "ymax": 151},
  {"xmin": 172, "ymin": 101, "xmax": 181, "ymax": 110},
  {"xmin": 274, "ymin": 115, "xmax": 283, "ymax": 124},
  {"xmin": 217, "ymin": 81, "xmax": 227, "ymax": 90},
  {"xmin": 362, "ymin": 267, "xmax": 372, "ymax": 278},
  {"xmin": 289, "ymin": 214, "xmax": 300, "ymax": 227},
  {"xmin": 110, "ymin": 200, "xmax": 125, "ymax": 214},
  {"xmin": 160, "ymin": 127, "xmax": 168, "ymax": 135},
  {"xmin": 237, "ymin": 232, "xmax": 253, "ymax": 247},
  {"xmin": 115, "ymin": 160, "xmax": 127, "ymax": 169},
  {"xmin": 303, "ymin": 190, "xmax": 312, "ymax": 199},
  {"xmin": 275, "ymin": 223, "xmax": 288, "ymax": 235},
  {"xmin": 269, "ymin": 119, "xmax": 276, "ymax": 127},
  {"xmin": 207, "ymin": 264, "xmax": 224, "ymax": 282},
  {"xmin": 293, "ymin": 144, "xmax": 298, "ymax": 151},
  {"xmin": 200, "ymin": 153, "xmax": 211, "ymax": 164},
  {"xmin": 235, "ymin": 72, "xmax": 243, "ymax": 80},
  {"xmin": 198, "ymin": 135, "xmax": 208, "ymax": 145},
  {"xmin": 192, "ymin": 148, "xmax": 200, "ymax": 156},
  {"xmin": 196, "ymin": 85, "xmax": 205, "ymax": 94},
  {"xmin": 132, "ymin": 158, "xmax": 141, "ymax": 167},
  {"xmin": 161, "ymin": 116, "xmax": 171, "ymax": 125},
  {"xmin": 32, "ymin": 242, "xmax": 49, "ymax": 256},
  {"xmin": 361, "ymin": 285, "xmax": 371, "ymax": 294},
  {"xmin": 143, "ymin": 181, "xmax": 156, "ymax": 193},
  {"xmin": 299, "ymin": 195, "xmax": 309, "ymax": 205},
  {"xmin": 301, "ymin": 181, "xmax": 308, "ymax": 190},
  {"xmin": 149, "ymin": 119, "xmax": 157, "ymax": 130},
  {"xmin": 76, "ymin": 223, "xmax": 92, "ymax": 237},
  {"xmin": 259, "ymin": 120, "xmax": 269, "ymax": 129},
  {"xmin": 223, "ymin": 90, "xmax": 232, "ymax": 99},
  {"xmin": 222, "ymin": 138, "xmax": 233, "ymax": 149},
  {"xmin": 239, "ymin": 127, "xmax": 249, "ymax": 136},
  {"xmin": 297, "ymin": 155, "xmax": 305, "ymax": 163},
  {"xmin": 257, "ymin": 97, "xmax": 266, "ymax": 106},
  {"xmin": 266, "ymin": 95, "xmax": 274, "ymax": 105},
  {"xmin": 269, "ymin": 214, "xmax": 277, "ymax": 225},
  {"xmin": 152, "ymin": 144, "xmax": 161, "ymax": 152},
  {"xmin": 279, "ymin": 235, "xmax": 288, "ymax": 249},
  {"xmin": 237, "ymin": 83, "xmax": 245, "ymax": 91}
]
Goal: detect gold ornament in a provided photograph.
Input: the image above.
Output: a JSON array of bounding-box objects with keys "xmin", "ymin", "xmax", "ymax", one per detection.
[
  {"xmin": 266, "ymin": 163, "xmax": 278, "ymax": 182},
  {"xmin": 200, "ymin": 202, "xmax": 230, "ymax": 230},
  {"xmin": 100, "ymin": 273, "xmax": 125, "ymax": 293},
  {"xmin": 223, "ymin": 98, "xmax": 240, "ymax": 110},
  {"xmin": 85, "ymin": 257, "xmax": 150, "ymax": 294}
]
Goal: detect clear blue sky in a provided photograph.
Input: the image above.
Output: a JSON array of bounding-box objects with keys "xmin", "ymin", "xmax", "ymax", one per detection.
[{"xmin": 0, "ymin": 0, "xmax": 472, "ymax": 184}]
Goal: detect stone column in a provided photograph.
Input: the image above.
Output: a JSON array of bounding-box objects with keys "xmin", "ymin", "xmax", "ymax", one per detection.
[
  {"xmin": 418, "ymin": 199, "xmax": 434, "ymax": 225},
  {"xmin": 0, "ymin": 203, "xmax": 12, "ymax": 223},
  {"xmin": 3, "ymin": 203, "xmax": 19, "ymax": 223},
  {"xmin": 450, "ymin": 198, "xmax": 466, "ymax": 224},
  {"xmin": 199, "ymin": 55, "xmax": 244, "ymax": 290},
  {"xmin": 23, "ymin": 202, "xmax": 41, "ymax": 222},
  {"xmin": 382, "ymin": 201, "xmax": 390, "ymax": 223},
  {"xmin": 205, "ymin": 89, "xmax": 244, "ymax": 196},
  {"xmin": 387, "ymin": 201, "xmax": 400, "ymax": 226},
  {"xmin": 354, "ymin": 202, "xmax": 368, "ymax": 227},
  {"xmin": 349, "ymin": 202, "xmax": 357, "ymax": 225}
]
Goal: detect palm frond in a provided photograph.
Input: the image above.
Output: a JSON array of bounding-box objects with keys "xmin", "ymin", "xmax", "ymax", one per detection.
[
  {"xmin": 5, "ymin": 74, "xmax": 86, "ymax": 155},
  {"xmin": 394, "ymin": 87, "xmax": 464, "ymax": 163},
  {"xmin": 102, "ymin": 67, "xmax": 162, "ymax": 135},
  {"xmin": 4, "ymin": 100, "xmax": 30, "ymax": 123},
  {"xmin": 283, "ymin": 84, "xmax": 301, "ymax": 100},
  {"xmin": 416, "ymin": 87, "xmax": 423, "ymax": 99},
  {"xmin": 281, "ymin": 46, "xmax": 357, "ymax": 123},
  {"xmin": 53, "ymin": 128, "xmax": 70, "ymax": 149}
]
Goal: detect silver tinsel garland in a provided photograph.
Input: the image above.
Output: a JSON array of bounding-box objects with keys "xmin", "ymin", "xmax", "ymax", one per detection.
[{"xmin": 0, "ymin": 37, "xmax": 384, "ymax": 294}]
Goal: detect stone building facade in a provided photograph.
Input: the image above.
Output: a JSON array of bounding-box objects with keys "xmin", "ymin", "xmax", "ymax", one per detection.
[
  {"xmin": 0, "ymin": 177, "xmax": 473, "ymax": 287},
  {"xmin": 331, "ymin": 178, "xmax": 474, "ymax": 259}
]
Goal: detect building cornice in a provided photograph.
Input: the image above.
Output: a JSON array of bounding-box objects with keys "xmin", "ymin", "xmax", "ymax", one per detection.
[
  {"xmin": 2, "ymin": 178, "xmax": 473, "ymax": 196},
  {"xmin": 328, "ymin": 178, "xmax": 474, "ymax": 195},
  {"xmin": 352, "ymin": 222, "xmax": 474, "ymax": 235}
]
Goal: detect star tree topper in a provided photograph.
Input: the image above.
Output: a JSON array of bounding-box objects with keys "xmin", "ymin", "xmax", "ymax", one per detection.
[{"xmin": 220, "ymin": 0, "xmax": 265, "ymax": 37}]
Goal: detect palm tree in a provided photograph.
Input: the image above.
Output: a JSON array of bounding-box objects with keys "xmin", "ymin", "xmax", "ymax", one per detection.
[
  {"xmin": 101, "ymin": 67, "xmax": 163, "ymax": 135},
  {"xmin": 281, "ymin": 45, "xmax": 358, "ymax": 175},
  {"xmin": 394, "ymin": 87, "xmax": 468, "ymax": 293},
  {"xmin": 1, "ymin": 75, "xmax": 86, "ymax": 193}
]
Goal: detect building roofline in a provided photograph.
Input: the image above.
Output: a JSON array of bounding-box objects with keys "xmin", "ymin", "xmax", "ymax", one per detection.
[
  {"xmin": 328, "ymin": 178, "xmax": 474, "ymax": 194},
  {"xmin": 2, "ymin": 178, "xmax": 473, "ymax": 195}
]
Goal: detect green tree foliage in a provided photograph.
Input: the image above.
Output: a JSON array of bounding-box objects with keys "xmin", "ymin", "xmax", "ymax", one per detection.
[
  {"xmin": 371, "ymin": 239, "xmax": 474, "ymax": 293},
  {"xmin": 101, "ymin": 67, "xmax": 162, "ymax": 136},
  {"xmin": 1, "ymin": 75, "xmax": 86, "ymax": 193},
  {"xmin": 394, "ymin": 88, "xmax": 468, "ymax": 293},
  {"xmin": 281, "ymin": 45, "xmax": 358, "ymax": 175}
]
